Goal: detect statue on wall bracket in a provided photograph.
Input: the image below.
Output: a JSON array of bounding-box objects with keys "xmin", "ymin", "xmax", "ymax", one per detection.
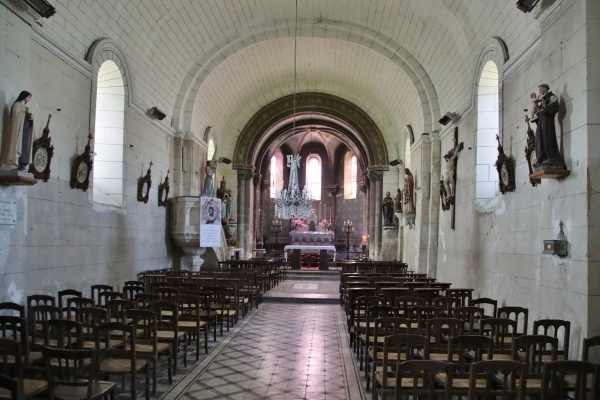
[
  {"xmin": 440, "ymin": 127, "xmax": 463, "ymax": 230},
  {"xmin": 526, "ymin": 84, "xmax": 570, "ymax": 180}
]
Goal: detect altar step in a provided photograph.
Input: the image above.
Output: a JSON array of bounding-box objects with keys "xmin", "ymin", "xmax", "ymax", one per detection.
[
  {"xmin": 263, "ymin": 279, "xmax": 340, "ymax": 304},
  {"xmin": 285, "ymin": 270, "xmax": 340, "ymax": 281}
]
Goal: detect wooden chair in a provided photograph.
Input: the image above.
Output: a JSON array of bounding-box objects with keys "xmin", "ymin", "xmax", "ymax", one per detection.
[
  {"xmin": 478, "ymin": 317, "xmax": 517, "ymax": 360},
  {"xmin": 0, "ymin": 303, "xmax": 25, "ymax": 318},
  {"xmin": 175, "ymin": 294, "xmax": 208, "ymax": 359},
  {"xmin": 42, "ymin": 346, "xmax": 116, "ymax": 400},
  {"xmin": 43, "ymin": 319, "xmax": 83, "ymax": 350},
  {"xmin": 0, "ymin": 316, "xmax": 39, "ymax": 369},
  {"xmin": 127, "ymin": 308, "xmax": 171, "ymax": 393},
  {"xmin": 105, "ymin": 299, "xmax": 135, "ymax": 324},
  {"xmin": 366, "ymin": 317, "xmax": 412, "ymax": 391},
  {"xmin": 26, "ymin": 295, "xmax": 56, "ymax": 337},
  {"xmin": 134, "ymin": 293, "xmax": 159, "ymax": 309},
  {"xmin": 394, "ymin": 296, "xmax": 426, "ymax": 318},
  {"xmin": 352, "ymin": 296, "xmax": 384, "ymax": 354},
  {"xmin": 95, "ymin": 322, "xmax": 149, "ymax": 400},
  {"xmin": 359, "ymin": 306, "xmax": 399, "ymax": 372},
  {"xmin": 122, "ymin": 285, "xmax": 144, "ymax": 301},
  {"xmin": 27, "ymin": 305, "xmax": 60, "ymax": 351},
  {"xmin": 0, "ymin": 338, "xmax": 48, "ymax": 399},
  {"xmin": 406, "ymin": 305, "xmax": 441, "ymax": 335},
  {"xmin": 432, "ymin": 297, "xmax": 460, "ymax": 317},
  {"xmin": 498, "ymin": 306, "xmax": 528, "ymax": 340},
  {"xmin": 467, "ymin": 360, "xmax": 526, "ymax": 399},
  {"xmin": 437, "ymin": 335, "xmax": 494, "ymax": 396},
  {"xmin": 541, "ymin": 360, "xmax": 600, "ymax": 400},
  {"xmin": 472, "ymin": 297, "xmax": 498, "ymax": 319},
  {"xmin": 445, "ymin": 288, "xmax": 473, "ymax": 307},
  {"xmin": 147, "ymin": 300, "xmax": 186, "ymax": 375},
  {"xmin": 75, "ymin": 307, "xmax": 109, "ymax": 349},
  {"xmin": 97, "ymin": 291, "xmax": 123, "ymax": 308},
  {"xmin": 64, "ymin": 297, "xmax": 94, "ymax": 321},
  {"xmin": 57, "ymin": 289, "xmax": 82, "ymax": 316},
  {"xmin": 394, "ymin": 360, "xmax": 451, "ymax": 399},
  {"xmin": 90, "ymin": 285, "xmax": 113, "ymax": 306},
  {"xmin": 373, "ymin": 334, "xmax": 429, "ymax": 400},
  {"xmin": 533, "ymin": 318, "xmax": 570, "ymax": 360},
  {"xmin": 453, "ymin": 306, "xmax": 485, "ymax": 333},
  {"xmin": 424, "ymin": 317, "xmax": 464, "ymax": 361},
  {"xmin": 512, "ymin": 334, "xmax": 558, "ymax": 396},
  {"xmin": 583, "ymin": 335, "xmax": 600, "ymax": 362}
]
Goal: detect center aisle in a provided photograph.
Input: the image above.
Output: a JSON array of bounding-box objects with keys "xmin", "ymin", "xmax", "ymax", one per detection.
[{"xmin": 163, "ymin": 279, "xmax": 364, "ymax": 400}]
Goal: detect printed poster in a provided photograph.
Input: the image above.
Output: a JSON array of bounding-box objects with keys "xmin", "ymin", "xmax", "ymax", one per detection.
[{"xmin": 199, "ymin": 196, "xmax": 222, "ymax": 247}]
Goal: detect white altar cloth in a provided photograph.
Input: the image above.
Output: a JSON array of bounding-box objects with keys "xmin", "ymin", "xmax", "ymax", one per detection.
[{"xmin": 289, "ymin": 231, "xmax": 334, "ymax": 245}]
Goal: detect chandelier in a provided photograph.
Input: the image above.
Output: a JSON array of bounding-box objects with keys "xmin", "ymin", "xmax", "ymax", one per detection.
[{"xmin": 274, "ymin": 154, "xmax": 313, "ymax": 219}]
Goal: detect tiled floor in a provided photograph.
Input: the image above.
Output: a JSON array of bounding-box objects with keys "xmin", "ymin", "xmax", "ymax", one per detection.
[{"xmin": 154, "ymin": 279, "xmax": 365, "ymax": 400}]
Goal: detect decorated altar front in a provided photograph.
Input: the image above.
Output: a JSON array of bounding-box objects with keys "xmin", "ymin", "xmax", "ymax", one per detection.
[{"xmin": 289, "ymin": 231, "xmax": 334, "ymax": 245}]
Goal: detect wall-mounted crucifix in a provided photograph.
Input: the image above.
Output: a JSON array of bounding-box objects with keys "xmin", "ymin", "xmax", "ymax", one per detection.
[{"xmin": 440, "ymin": 127, "xmax": 463, "ymax": 230}]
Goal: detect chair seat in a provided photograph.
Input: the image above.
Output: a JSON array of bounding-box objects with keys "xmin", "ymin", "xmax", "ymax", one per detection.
[
  {"xmin": 100, "ymin": 357, "xmax": 147, "ymax": 373},
  {"xmin": 54, "ymin": 380, "xmax": 116, "ymax": 399},
  {"xmin": 516, "ymin": 378, "xmax": 542, "ymax": 389},
  {"xmin": 436, "ymin": 373, "xmax": 487, "ymax": 389},
  {"xmin": 135, "ymin": 343, "xmax": 170, "ymax": 354},
  {"xmin": 0, "ymin": 379, "xmax": 48, "ymax": 398},
  {"xmin": 157, "ymin": 330, "xmax": 186, "ymax": 340},
  {"xmin": 178, "ymin": 320, "xmax": 206, "ymax": 329}
]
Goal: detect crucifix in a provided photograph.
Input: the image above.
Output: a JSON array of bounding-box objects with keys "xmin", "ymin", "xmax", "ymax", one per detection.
[{"xmin": 441, "ymin": 127, "xmax": 463, "ymax": 230}]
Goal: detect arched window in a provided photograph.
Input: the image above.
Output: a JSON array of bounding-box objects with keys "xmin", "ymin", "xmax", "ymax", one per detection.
[
  {"xmin": 475, "ymin": 60, "xmax": 500, "ymax": 209},
  {"xmin": 207, "ymin": 138, "xmax": 215, "ymax": 160},
  {"xmin": 269, "ymin": 150, "xmax": 283, "ymax": 199},
  {"xmin": 306, "ymin": 155, "xmax": 321, "ymax": 200},
  {"xmin": 344, "ymin": 152, "xmax": 357, "ymax": 199},
  {"xmin": 93, "ymin": 60, "xmax": 125, "ymax": 206}
]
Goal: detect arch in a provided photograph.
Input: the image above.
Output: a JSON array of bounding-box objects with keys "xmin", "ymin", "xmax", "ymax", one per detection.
[
  {"xmin": 472, "ymin": 37, "xmax": 508, "ymax": 211},
  {"xmin": 171, "ymin": 21, "xmax": 441, "ymax": 136},
  {"xmin": 233, "ymin": 93, "xmax": 389, "ymax": 170},
  {"xmin": 86, "ymin": 39, "xmax": 133, "ymax": 207}
]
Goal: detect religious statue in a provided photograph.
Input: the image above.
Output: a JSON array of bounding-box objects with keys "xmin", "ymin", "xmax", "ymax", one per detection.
[
  {"xmin": 202, "ymin": 152, "xmax": 231, "ymax": 197},
  {"xmin": 442, "ymin": 128, "xmax": 463, "ymax": 204},
  {"xmin": 403, "ymin": 168, "xmax": 415, "ymax": 214},
  {"xmin": 395, "ymin": 188, "xmax": 402, "ymax": 213},
  {"xmin": 223, "ymin": 189, "xmax": 233, "ymax": 221},
  {"xmin": 382, "ymin": 191, "xmax": 394, "ymax": 226},
  {"xmin": 0, "ymin": 91, "xmax": 34, "ymax": 171},
  {"xmin": 529, "ymin": 83, "xmax": 563, "ymax": 170}
]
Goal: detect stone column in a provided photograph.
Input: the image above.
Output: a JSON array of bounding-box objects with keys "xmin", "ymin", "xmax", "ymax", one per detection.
[
  {"xmin": 427, "ymin": 131, "xmax": 441, "ymax": 278},
  {"xmin": 415, "ymin": 133, "xmax": 432, "ymax": 274},
  {"xmin": 252, "ymin": 173, "xmax": 262, "ymax": 247},
  {"xmin": 395, "ymin": 212, "xmax": 404, "ymax": 261},
  {"xmin": 236, "ymin": 168, "xmax": 253, "ymax": 259},
  {"xmin": 367, "ymin": 170, "xmax": 383, "ymax": 260}
]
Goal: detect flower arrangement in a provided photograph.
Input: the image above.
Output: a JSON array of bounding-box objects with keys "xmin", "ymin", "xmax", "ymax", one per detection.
[
  {"xmin": 226, "ymin": 238, "xmax": 239, "ymax": 247},
  {"xmin": 290, "ymin": 218, "xmax": 305, "ymax": 231},
  {"xmin": 318, "ymin": 219, "xmax": 333, "ymax": 231}
]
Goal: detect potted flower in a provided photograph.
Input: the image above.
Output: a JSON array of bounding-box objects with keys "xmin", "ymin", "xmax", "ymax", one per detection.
[{"xmin": 318, "ymin": 219, "xmax": 332, "ymax": 231}]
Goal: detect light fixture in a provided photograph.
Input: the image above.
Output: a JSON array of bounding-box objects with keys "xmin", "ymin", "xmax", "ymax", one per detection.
[
  {"xmin": 147, "ymin": 107, "xmax": 166, "ymax": 121},
  {"xmin": 21, "ymin": 0, "xmax": 55, "ymax": 18},
  {"xmin": 439, "ymin": 112, "xmax": 457, "ymax": 126},
  {"xmin": 273, "ymin": 0, "xmax": 313, "ymax": 220},
  {"xmin": 516, "ymin": 0, "xmax": 541, "ymax": 13},
  {"xmin": 389, "ymin": 159, "xmax": 403, "ymax": 167}
]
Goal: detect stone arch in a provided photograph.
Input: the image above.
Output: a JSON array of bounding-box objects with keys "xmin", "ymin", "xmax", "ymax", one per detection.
[
  {"xmin": 171, "ymin": 21, "xmax": 441, "ymax": 136},
  {"xmin": 232, "ymin": 93, "xmax": 389, "ymax": 169}
]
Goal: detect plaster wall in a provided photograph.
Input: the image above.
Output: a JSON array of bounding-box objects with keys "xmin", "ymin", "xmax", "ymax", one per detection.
[
  {"xmin": 434, "ymin": 0, "xmax": 595, "ymax": 359},
  {"xmin": 0, "ymin": 10, "xmax": 173, "ymax": 302}
]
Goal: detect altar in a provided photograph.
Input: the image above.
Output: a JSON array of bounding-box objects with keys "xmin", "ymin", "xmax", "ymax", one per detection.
[
  {"xmin": 289, "ymin": 231, "xmax": 334, "ymax": 245},
  {"xmin": 283, "ymin": 245, "xmax": 336, "ymax": 270}
]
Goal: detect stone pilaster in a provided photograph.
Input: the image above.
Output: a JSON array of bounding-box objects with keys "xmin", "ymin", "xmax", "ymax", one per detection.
[
  {"xmin": 236, "ymin": 168, "xmax": 254, "ymax": 258},
  {"xmin": 427, "ymin": 131, "xmax": 441, "ymax": 278},
  {"xmin": 367, "ymin": 170, "xmax": 384, "ymax": 260}
]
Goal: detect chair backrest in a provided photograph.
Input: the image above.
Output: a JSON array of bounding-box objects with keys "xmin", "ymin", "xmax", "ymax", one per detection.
[
  {"xmin": 407, "ymin": 305, "xmax": 441, "ymax": 333},
  {"xmin": 44, "ymin": 319, "xmax": 83, "ymax": 349},
  {"xmin": 97, "ymin": 291, "xmax": 123, "ymax": 307},
  {"xmin": 380, "ymin": 334, "xmax": 430, "ymax": 388},
  {"xmin": 533, "ymin": 318, "xmax": 570, "ymax": 360},
  {"xmin": 479, "ymin": 318, "xmax": 517, "ymax": 354},
  {"xmin": 105, "ymin": 299, "xmax": 135, "ymax": 324},
  {"xmin": 448, "ymin": 335, "xmax": 493, "ymax": 375},
  {"xmin": 123, "ymin": 285, "xmax": 144, "ymax": 300},
  {"xmin": 65, "ymin": 297, "xmax": 94, "ymax": 320},
  {"xmin": 95, "ymin": 321, "xmax": 136, "ymax": 357},
  {"xmin": 76, "ymin": 306, "xmax": 108, "ymax": 341},
  {"xmin": 425, "ymin": 318, "xmax": 463, "ymax": 353},
  {"xmin": 0, "ymin": 302, "xmax": 25, "ymax": 318},
  {"xmin": 498, "ymin": 306, "xmax": 528, "ymax": 336},
  {"xmin": 127, "ymin": 309, "xmax": 158, "ymax": 354},
  {"xmin": 135, "ymin": 293, "xmax": 160, "ymax": 309},
  {"xmin": 57, "ymin": 289, "xmax": 83, "ymax": 311},
  {"xmin": 472, "ymin": 297, "xmax": 498, "ymax": 318},
  {"xmin": 0, "ymin": 316, "xmax": 30, "ymax": 367},
  {"xmin": 395, "ymin": 360, "xmax": 451, "ymax": 399},
  {"xmin": 43, "ymin": 346, "xmax": 101, "ymax": 397},
  {"xmin": 432, "ymin": 297, "xmax": 460, "ymax": 316},
  {"xmin": 583, "ymin": 335, "xmax": 600, "ymax": 362},
  {"xmin": 512, "ymin": 334, "xmax": 558, "ymax": 376},
  {"xmin": 467, "ymin": 360, "xmax": 526, "ymax": 400},
  {"xmin": 445, "ymin": 288, "xmax": 473, "ymax": 307},
  {"xmin": 541, "ymin": 360, "xmax": 600, "ymax": 400},
  {"xmin": 453, "ymin": 306, "xmax": 485, "ymax": 333},
  {"xmin": 91, "ymin": 284, "xmax": 114, "ymax": 306}
]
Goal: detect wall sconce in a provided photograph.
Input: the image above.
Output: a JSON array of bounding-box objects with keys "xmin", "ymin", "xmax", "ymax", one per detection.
[
  {"xmin": 147, "ymin": 107, "xmax": 166, "ymax": 121},
  {"xmin": 438, "ymin": 112, "xmax": 457, "ymax": 126},
  {"xmin": 543, "ymin": 221, "xmax": 568, "ymax": 257},
  {"xmin": 516, "ymin": 0, "xmax": 541, "ymax": 13},
  {"xmin": 389, "ymin": 159, "xmax": 403, "ymax": 167},
  {"xmin": 21, "ymin": 0, "xmax": 56, "ymax": 18}
]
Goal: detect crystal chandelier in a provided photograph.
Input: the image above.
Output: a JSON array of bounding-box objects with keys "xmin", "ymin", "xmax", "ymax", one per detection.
[{"xmin": 274, "ymin": 154, "xmax": 313, "ymax": 219}]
